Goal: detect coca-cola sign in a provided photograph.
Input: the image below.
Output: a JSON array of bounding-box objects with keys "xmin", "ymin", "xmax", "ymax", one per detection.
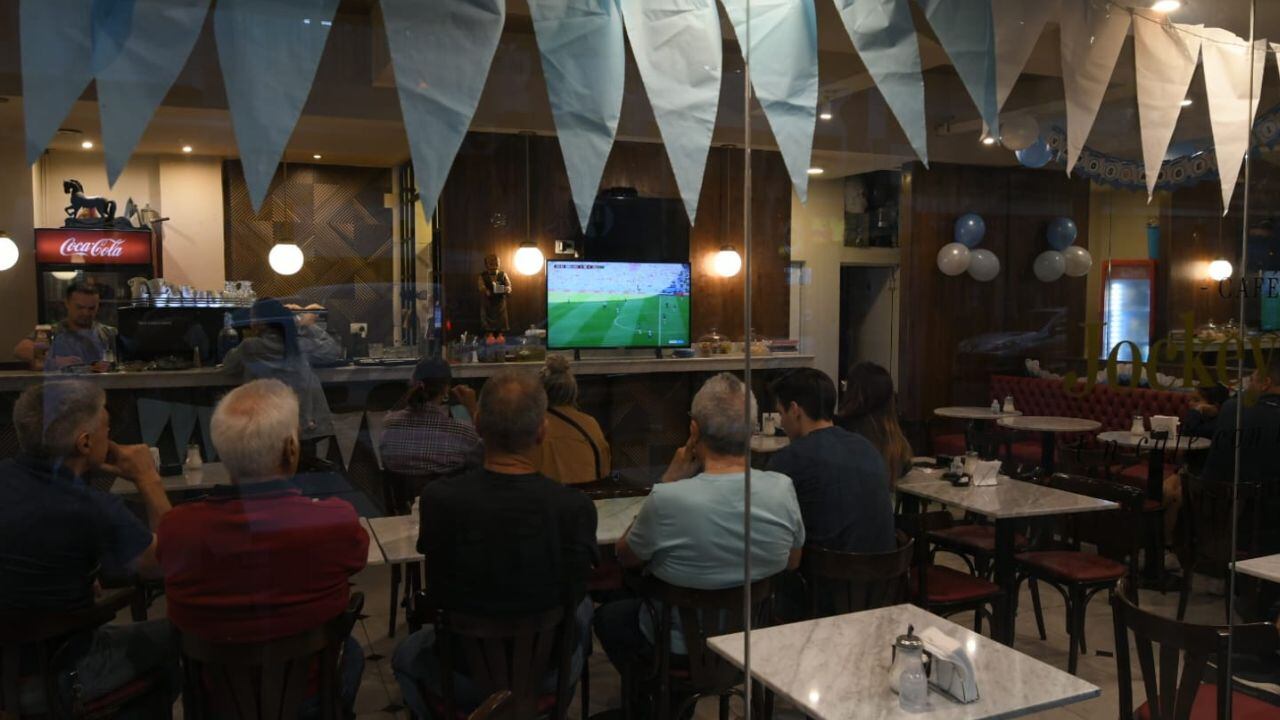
[{"xmin": 35, "ymin": 228, "xmax": 152, "ymax": 265}]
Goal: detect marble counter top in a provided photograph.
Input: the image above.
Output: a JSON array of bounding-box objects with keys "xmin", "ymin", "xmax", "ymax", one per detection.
[
  {"xmin": 1234, "ymin": 553, "xmax": 1280, "ymax": 584},
  {"xmin": 365, "ymin": 496, "xmax": 647, "ymax": 565},
  {"xmin": 997, "ymin": 416, "xmax": 1101, "ymax": 433},
  {"xmin": 0, "ymin": 354, "xmax": 813, "ymax": 392},
  {"xmin": 897, "ymin": 469, "xmax": 1117, "ymax": 520},
  {"xmin": 707, "ymin": 603, "xmax": 1100, "ymax": 720}
]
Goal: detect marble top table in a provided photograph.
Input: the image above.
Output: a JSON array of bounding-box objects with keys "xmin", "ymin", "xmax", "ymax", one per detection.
[
  {"xmin": 365, "ymin": 496, "xmax": 649, "ymax": 565},
  {"xmin": 751, "ymin": 434, "xmax": 790, "ymax": 454},
  {"xmin": 898, "ymin": 468, "xmax": 1117, "ymax": 646},
  {"xmin": 357, "ymin": 518, "xmax": 385, "ymax": 567},
  {"xmin": 1234, "ymin": 553, "xmax": 1280, "ymax": 584},
  {"xmin": 110, "ymin": 462, "xmax": 228, "ymax": 495},
  {"xmin": 1096, "ymin": 431, "xmax": 1211, "ymax": 453},
  {"xmin": 707, "ymin": 603, "xmax": 1100, "ymax": 720},
  {"xmin": 934, "ymin": 406, "xmax": 1022, "ymax": 421},
  {"xmin": 998, "ymin": 416, "xmax": 1102, "ymax": 474}
]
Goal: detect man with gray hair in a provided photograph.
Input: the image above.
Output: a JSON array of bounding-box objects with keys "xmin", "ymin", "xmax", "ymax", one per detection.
[
  {"xmin": 393, "ymin": 369, "xmax": 597, "ymax": 716},
  {"xmin": 156, "ymin": 379, "xmax": 369, "ymax": 712},
  {"xmin": 594, "ymin": 373, "xmax": 804, "ymax": 710},
  {"xmin": 0, "ymin": 380, "xmax": 178, "ymax": 714}
]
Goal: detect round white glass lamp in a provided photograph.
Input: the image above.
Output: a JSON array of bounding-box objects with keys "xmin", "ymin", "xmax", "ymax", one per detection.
[
  {"xmin": 714, "ymin": 246, "xmax": 742, "ymax": 277},
  {"xmin": 269, "ymin": 243, "xmax": 305, "ymax": 275},
  {"xmin": 0, "ymin": 233, "xmax": 18, "ymax": 271},
  {"xmin": 1207, "ymin": 259, "xmax": 1233, "ymax": 282},
  {"xmin": 514, "ymin": 242, "xmax": 544, "ymax": 275}
]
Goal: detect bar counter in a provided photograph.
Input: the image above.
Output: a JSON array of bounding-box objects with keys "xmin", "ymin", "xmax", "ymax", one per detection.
[{"xmin": 0, "ymin": 353, "xmax": 813, "ymax": 392}]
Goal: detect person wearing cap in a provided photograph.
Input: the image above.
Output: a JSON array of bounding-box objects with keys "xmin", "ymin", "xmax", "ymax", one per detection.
[{"xmin": 379, "ymin": 357, "xmax": 483, "ymax": 478}]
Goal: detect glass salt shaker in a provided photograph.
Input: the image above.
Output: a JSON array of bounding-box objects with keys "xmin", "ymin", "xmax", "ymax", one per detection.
[
  {"xmin": 989, "ymin": 398, "xmax": 1001, "ymax": 414},
  {"xmin": 184, "ymin": 444, "xmax": 203, "ymax": 471},
  {"xmin": 889, "ymin": 626, "xmax": 929, "ymax": 711},
  {"xmin": 1130, "ymin": 414, "xmax": 1145, "ymax": 436},
  {"xmin": 1002, "ymin": 394, "xmax": 1016, "ymax": 413}
]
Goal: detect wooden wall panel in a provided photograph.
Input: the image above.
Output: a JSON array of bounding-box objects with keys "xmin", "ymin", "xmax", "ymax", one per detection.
[
  {"xmin": 897, "ymin": 163, "xmax": 1091, "ymax": 422},
  {"xmin": 436, "ymin": 133, "xmax": 792, "ymax": 341}
]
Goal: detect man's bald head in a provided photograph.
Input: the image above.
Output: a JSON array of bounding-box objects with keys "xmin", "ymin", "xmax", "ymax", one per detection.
[{"xmin": 475, "ymin": 370, "xmax": 547, "ymax": 454}]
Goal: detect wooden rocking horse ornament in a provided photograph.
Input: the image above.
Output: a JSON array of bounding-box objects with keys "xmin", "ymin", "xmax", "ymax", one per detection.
[{"xmin": 63, "ymin": 179, "xmax": 116, "ymax": 224}]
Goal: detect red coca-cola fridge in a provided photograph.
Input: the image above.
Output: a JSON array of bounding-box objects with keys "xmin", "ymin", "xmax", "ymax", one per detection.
[{"xmin": 34, "ymin": 228, "xmax": 160, "ymax": 327}]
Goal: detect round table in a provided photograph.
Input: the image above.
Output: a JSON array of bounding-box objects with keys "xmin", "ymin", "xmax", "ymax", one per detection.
[
  {"xmin": 997, "ymin": 416, "xmax": 1102, "ymax": 474},
  {"xmin": 933, "ymin": 406, "xmax": 1023, "ymax": 421},
  {"xmin": 750, "ymin": 434, "xmax": 790, "ymax": 454}
]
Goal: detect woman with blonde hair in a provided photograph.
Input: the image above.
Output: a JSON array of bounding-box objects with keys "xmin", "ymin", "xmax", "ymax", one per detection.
[
  {"xmin": 836, "ymin": 362, "xmax": 912, "ymax": 482},
  {"xmin": 536, "ymin": 355, "xmax": 612, "ymax": 484}
]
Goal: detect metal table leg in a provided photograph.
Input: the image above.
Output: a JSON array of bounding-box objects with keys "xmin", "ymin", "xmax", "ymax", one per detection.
[{"xmin": 994, "ymin": 519, "xmax": 1018, "ymax": 646}]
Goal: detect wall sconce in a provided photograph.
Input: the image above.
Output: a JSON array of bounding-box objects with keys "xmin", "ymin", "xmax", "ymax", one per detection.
[
  {"xmin": 514, "ymin": 241, "xmax": 544, "ymax": 275},
  {"xmin": 0, "ymin": 231, "xmax": 18, "ymax": 272},
  {"xmin": 269, "ymin": 243, "xmax": 305, "ymax": 275},
  {"xmin": 714, "ymin": 245, "xmax": 742, "ymax": 277},
  {"xmin": 1207, "ymin": 258, "xmax": 1233, "ymax": 281}
]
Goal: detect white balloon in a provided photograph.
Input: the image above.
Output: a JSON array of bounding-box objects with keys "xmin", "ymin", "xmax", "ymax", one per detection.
[
  {"xmin": 1062, "ymin": 246, "xmax": 1092, "ymax": 277},
  {"xmin": 999, "ymin": 113, "xmax": 1040, "ymax": 152},
  {"xmin": 1033, "ymin": 250, "xmax": 1066, "ymax": 282},
  {"xmin": 936, "ymin": 242, "xmax": 972, "ymax": 276},
  {"xmin": 967, "ymin": 249, "xmax": 1000, "ymax": 281}
]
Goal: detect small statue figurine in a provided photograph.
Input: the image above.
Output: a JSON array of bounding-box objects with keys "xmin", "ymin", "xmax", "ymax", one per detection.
[
  {"xmin": 477, "ymin": 253, "xmax": 511, "ymax": 337},
  {"xmin": 63, "ymin": 179, "xmax": 132, "ymax": 228}
]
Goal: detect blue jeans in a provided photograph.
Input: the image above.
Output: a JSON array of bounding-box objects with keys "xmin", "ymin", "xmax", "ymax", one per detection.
[
  {"xmin": 393, "ymin": 599, "xmax": 592, "ymax": 718},
  {"xmin": 18, "ymin": 619, "xmax": 180, "ymax": 717}
]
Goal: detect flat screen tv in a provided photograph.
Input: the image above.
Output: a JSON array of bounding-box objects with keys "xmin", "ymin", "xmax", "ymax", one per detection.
[{"xmin": 546, "ymin": 261, "xmax": 691, "ymax": 349}]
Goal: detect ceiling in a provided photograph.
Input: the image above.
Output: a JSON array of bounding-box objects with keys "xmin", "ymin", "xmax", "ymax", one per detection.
[{"xmin": 0, "ymin": 0, "xmax": 1274, "ymax": 181}]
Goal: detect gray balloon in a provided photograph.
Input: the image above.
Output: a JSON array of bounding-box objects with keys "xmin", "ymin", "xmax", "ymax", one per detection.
[
  {"xmin": 1033, "ymin": 250, "xmax": 1066, "ymax": 282},
  {"xmin": 967, "ymin": 249, "xmax": 1000, "ymax": 281}
]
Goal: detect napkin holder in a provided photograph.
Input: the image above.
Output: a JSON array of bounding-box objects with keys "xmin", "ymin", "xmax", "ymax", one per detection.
[
  {"xmin": 919, "ymin": 627, "xmax": 979, "ymax": 703},
  {"xmin": 1150, "ymin": 415, "xmax": 1179, "ymax": 439},
  {"xmin": 970, "ymin": 460, "xmax": 1001, "ymax": 487}
]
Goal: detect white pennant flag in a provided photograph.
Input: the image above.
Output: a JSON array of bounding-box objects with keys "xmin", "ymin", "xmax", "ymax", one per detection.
[
  {"xmin": 1196, "ymin": 27, "xmax": 1266, "ymax": 213},
  {"xmin": 1058, "ymin": 0, "xmax": 1130, "ymax": 176},
  {"xmin": 991, "ymin": 0, "xmax": 1057, "ymax": 112},
  {"xmin": 1135, "ymin": 14, "xmax": 1202, "ymax": 201},
  {"xmin": 620, "ymin": 0, "xmax": 722, "ymax": 225}
]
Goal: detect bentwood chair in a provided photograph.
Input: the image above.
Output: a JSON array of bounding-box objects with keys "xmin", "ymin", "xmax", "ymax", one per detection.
[
  {"xmin": 0, "ymin": 587, "xmax": 172, "ymax": 719},
  {"xmin": 179, "ymin": 593, "xmax": 364, "ymax": 720},
  {"xmin": 800, "ymin": 533, "xmax": 913, "ymax": 618},
  {"xmin": 900, "ymin": 510, "xmax": 1003, "ymax": 636},
  {"xmin": 1111, "ymin": 578, "xmax": 1280, "ymax": 720},
  {"xmin": 1016, "ymin": 473, "xmax": 1145, "ymax": 675},
  {"xmin": 630, "ymin": 576, "xmax": 776, "ymax": 720}
]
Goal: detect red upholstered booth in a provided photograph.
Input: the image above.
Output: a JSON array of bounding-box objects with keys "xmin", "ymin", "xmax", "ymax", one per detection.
[{"xmin": 931, "ymin": 375, "xmax": 1195, "ymax": 467}]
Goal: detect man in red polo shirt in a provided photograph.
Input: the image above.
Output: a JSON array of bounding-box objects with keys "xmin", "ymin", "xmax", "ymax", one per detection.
[{"xmin": 157, "ymin": 379, "xmax": 369, "ymax": 709}]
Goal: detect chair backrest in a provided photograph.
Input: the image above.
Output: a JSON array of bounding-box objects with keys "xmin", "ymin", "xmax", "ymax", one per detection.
[
  {"xmin": 1180, "ymin": 473, "xmax": 1257, "ymax": 580},
  {"xmin": 0, "ymin": 588, "xmax": 135, "ymax": 717},
  {"xmin": 435, "ymin": 602, "xmax": 576, "ymax": 720},
  {"xmin": 801, "ymin": 532, "xmax": 913, "ymax": 618},
  {"xmin": 383, "ymin": 468, "xmax": 442, "ymax": 515},
  {"xmin": 641, "ymin": 574, "xmax": 775, "ymax": 706},
  {"xmin": 179, "ymin": 592, "xmax": 364, "ymax": 720},
  {"xmin": 1056, "ymin": 439, "xmax": 1117, "ymax": 481},
  {"xmin": 1111, "ymin": 579, "xmax": 1279, "ymax": 720},
  {"xmin": 468, "ymin": 690, "xmax": 515, "ymax": 720},
  {"xmin": 1045, "ymin": 473, "xmax": 1145, "ymax": 566}
]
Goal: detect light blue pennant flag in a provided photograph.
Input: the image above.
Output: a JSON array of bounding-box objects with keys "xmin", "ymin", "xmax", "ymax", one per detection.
[
  {"xmin": 168, "ymin": 401, "xmax": 199, "ymax": 450},
  {"xmin": 919, "ymin": 0, "xmax": 998, "ymax": 137},
  {"xmin": 721, "ymin": 0, "xmax": 819, "ymax": 203},
  {"xmin": 95, "ymin": 0, "xmax": 211, "ymax": 186},
  {"xmin": 214, "ymin": 0, "xmax": 339, "ymax": 211},
  {"xmin": 381, "ymin": 0, "xmax": 506, "ymax": 217},
  {"xmin": 530, "ymin": 0, "xmax": 626, "ymax": 230},
  {"xmin": 832, "ymin": 0, "xmax": 928, "ymax": 165},
  {"xmin": 136, "ymin": 397, "xmax": 173, "ymax": 447},
  {"xmin": 619, "ymin": 0, "xmax": 722, "ymax": 225},
  {"xmin": 20, "ymin": 0, "xmax": 94, "ymax": 165}
]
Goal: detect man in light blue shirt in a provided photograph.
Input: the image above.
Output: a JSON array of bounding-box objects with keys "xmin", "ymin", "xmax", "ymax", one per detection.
[{"xmin": 594, "ymin": 373, "xmax": 804, "ymax": 699}]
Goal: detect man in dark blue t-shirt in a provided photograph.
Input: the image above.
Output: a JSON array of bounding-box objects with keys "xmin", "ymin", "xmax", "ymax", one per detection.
[
  {"xmin": 766, "ymin": 368, "xmax": 896, "ymax": 554},
  {"xmin": 0, "ymin": 380, "xmax": 178, "ymax": 714}
]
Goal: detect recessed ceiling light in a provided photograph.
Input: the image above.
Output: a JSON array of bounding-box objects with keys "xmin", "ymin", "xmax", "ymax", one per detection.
[
  {"xmin": 981, "ymin": 135, "xmax": 997, "ymax": 146},
  {"xmin": 313, "ymin": 154, "xmax": 322, "ymax": 160},
  {"xmin": 818, "ymin": 100, "xmax": 833, "ymax": 121},
  {"xmin": 80, "ymin": 140, "xmax": 93, "ymax": 149},
  {"xmin": 807, "ymin": 167, "xmax": 825, "ymax": 175},
  {"xmin": 1180, "ymin": 98, "xmax": 1193, "ymax": 107},
  {"xmin": 1150, "ymin": 0, "xmax": 1181, "ymax": 12},
  {"xmin": 181, "ymin": 145, "xmax": 193, "ymax": 153}
]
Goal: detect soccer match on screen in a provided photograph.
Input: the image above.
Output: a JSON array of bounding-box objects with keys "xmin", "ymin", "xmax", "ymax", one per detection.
[{"xmin": 546, "ymin": 261, "xmax": 691, "ymax": 349}]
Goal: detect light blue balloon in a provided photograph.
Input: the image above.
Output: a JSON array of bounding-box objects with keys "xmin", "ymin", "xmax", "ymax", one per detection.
[
  {"xmin": 954, "ymin": 213, "xmax": 986, "ymax": 248},
  {"xmin": 1016, "ymin": 138, "xmax": 1053, "ymax": 168},
  {"xmin": 1046, "ymin": 217, "xmax": 1078, "ymax": 250}
]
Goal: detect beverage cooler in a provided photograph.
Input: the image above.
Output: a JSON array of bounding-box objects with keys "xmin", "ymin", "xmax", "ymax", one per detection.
[
  {"xmin": 34, "ymin": 228, "xmax": 159, "ymax": 328},
  {"xmin": 1101, "ymin": 259, "xmax": 1156, "ymax": 362}
]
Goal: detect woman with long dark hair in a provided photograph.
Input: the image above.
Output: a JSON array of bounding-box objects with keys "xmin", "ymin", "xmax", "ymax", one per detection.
[{"xmin": 836, "ymin": 361, "xmax": 912, "ymax": 482}]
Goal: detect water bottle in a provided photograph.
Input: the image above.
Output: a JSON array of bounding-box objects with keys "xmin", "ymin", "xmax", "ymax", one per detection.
[{"xmin": 217, "ymin": 312, "xmax": 241, "ymax": 361}]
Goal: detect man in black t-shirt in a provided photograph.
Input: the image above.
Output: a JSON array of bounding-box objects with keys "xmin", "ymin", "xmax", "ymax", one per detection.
[
  {"xmin": 767, "ymin": 368, "xmax": 895, "ymax": 554},
  {"xmin": 392, "ymin": 369, "xmax": 597, "ymax": 716}
]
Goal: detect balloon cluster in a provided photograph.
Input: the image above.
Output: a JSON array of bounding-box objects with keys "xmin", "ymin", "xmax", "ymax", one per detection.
[
  {"xmin": 937, "ymin": 213, "xmax": 1000, "ymax": 281},
  {"xmin": 1033, "ymin": 217, "xmax": 1092, "ymax": 282}
]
